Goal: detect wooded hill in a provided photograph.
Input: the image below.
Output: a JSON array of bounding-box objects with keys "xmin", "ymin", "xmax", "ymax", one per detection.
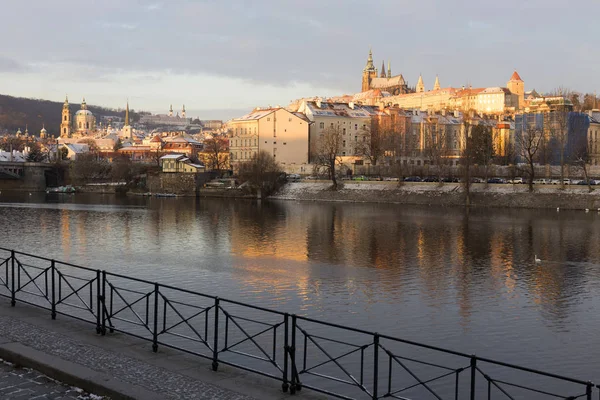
[{"xmin": 0, "ymin": 94, "xmax": 143, "ymax": 137}]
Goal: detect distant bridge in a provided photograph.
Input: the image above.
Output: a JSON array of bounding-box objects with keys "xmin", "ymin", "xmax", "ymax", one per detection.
[{"xmin": 0, "ymin": 162, "xmax": 58, "ymax": 191}]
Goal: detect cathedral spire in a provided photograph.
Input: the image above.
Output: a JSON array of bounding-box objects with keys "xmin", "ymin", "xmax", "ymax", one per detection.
[
  {"xmin": 169, "ymin": 104, "xmax": 173, "ymax": 117},
  {"xmin": 387, "ymin": 61, "xmax": 391, "ymax": 78},
  {"xmin": 416, "ymin": 74, "xmax": 425, "ymax": 93},
  {"xmin": 125, "ymin": 100, "xmax": 130, "ymax": 126},
  {"xmin": 364, "ymin": 48, "xmax": 375, "ymax": 71},
  {"xmin": 380, "ymin": 60, "xmax": 386, "ymax": 78},
  {"xmin": 433, "ymin": 75, "xmax": 440, "ymax": 91}
]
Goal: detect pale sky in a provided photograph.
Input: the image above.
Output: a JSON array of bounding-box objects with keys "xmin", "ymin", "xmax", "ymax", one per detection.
[{"xmin": 0, "ymin": 0, "xmax": 598, "ymax": 120}]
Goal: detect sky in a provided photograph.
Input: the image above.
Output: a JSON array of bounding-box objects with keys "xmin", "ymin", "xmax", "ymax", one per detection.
[{"xmin": 0, "ymin": 0, "xmax": 598, "ymax": 120}]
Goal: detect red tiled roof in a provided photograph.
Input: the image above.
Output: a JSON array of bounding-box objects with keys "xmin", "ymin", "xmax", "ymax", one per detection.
[{"xmin": 510, "ymin": 71, "xmax": 522, "ymax": 81}]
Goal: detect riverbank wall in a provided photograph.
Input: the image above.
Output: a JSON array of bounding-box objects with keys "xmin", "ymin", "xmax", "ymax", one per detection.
[{"xmin": 270, "ymin": 181, "xmax": 600, "ymax": 210}]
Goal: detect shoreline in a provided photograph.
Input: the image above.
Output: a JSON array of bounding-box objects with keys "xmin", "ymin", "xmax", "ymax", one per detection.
[{"xmin": 269, "ymin": 181, "xmax": 600, "ymax": 210}]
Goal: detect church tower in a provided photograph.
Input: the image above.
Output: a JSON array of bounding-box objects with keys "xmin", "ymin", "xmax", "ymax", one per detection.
[
  {"xmin": 380, "ymin": 61, "xmax": 386, "ymax": 78},
  {"xmin": 433, "ymin": 75, "xmax": 440, "ymax": 91},
  {"xmin": 181, "ymin": 104, "xmax": 186, "ymax": 118},
  {"xmin": 60, "ymin": 95, "xmax": 71, "ymax": 138},
  {"xmin": 122, "ymin": 100, "xmax": 132, "ymax": 139},
  {"xmin": 361, "ymin": 49, "xmax": 377, "ymax": 92},
  {"xmin": 387, "ymin": 61, "xmax": 391, "ymax": 79},
  {"xmin": 169, "ymin": 104, "xmax": 173, "ymax": 117},
  {"xmin": 416, "ymin": 75, "xmax": 425, "ymax": 93},
  {"xmin": 507, "ymin": 70, "xmax": 524, "ymax": 109}
]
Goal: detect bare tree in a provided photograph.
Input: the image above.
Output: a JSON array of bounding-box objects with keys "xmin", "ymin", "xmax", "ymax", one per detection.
[
  {"xmin": 423, "ymin": 116, "xmax": 450, "ymax": 184},
  {"xmin": 468, "ymin": 124, "xmax": 495, "ymax": 184},
  {"xmin": 459, "ymin": 110, "xmax": 475, "ymax": 206},
  {"xmin": 238, "ymin": 151, "xmax": 283, "ymax": 197},
  {"xmin": 202, "ymin": 136, "xmax": 229, "ymax": 171},
  {"xmin": 311, "ymin": 125, "xmax": 343, "ymax": 189},
  {"xmin": 520, "ymin": 126, "xmax": 544, "ymax": 192},
  {"xmin": 355, "ymin": 116, "xmax": 387, "ymax": 168}
]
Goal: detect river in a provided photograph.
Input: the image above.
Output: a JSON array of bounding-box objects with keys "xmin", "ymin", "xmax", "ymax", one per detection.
[{"xmin": 0, "ymin": 192, "xmax": 599, "ymax": 390}]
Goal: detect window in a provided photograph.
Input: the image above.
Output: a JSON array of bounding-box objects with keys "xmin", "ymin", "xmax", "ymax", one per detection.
[
  {"xmin": 330, "ymin": 123, "xmax": 334, "ymax": 127},
  {"xmin": 355, "ymin": 136, "xmax": 357, "ymax": 142},
  {"xmin": 64, "ymin": 115, "xmax": 66, "ymax": 121},
  {"xmin": 265, "ymin": 140, "xmax": 268, "ymax": 143},
  {"xmin": 283, "ymin": 142, "xmax": 287, "ymax": 145},
  {"xmin": 319, "ymin": 122, "xmax": 324, "ymax": 129},
  {"xmin": 342, "ymin": 152, "xmax": 346, "ymax": 156},
  {"xmin": 289, "ymin": 118, "xmax": 292, "ymax": 122},
  {"xmin": 343, "ymin": 128, "xmax": 346, "ymax": 134},
  {"xmin": 343, "ymin": 140, "xmax": 346, "ymax": 147},
  {"xmin": 274, "ymin": 141, "xmax": 276, "ymax": 144},
  {"xmin": 355, "ymin": 124, "xmax": 358, "ymax": 130},
  {"xmin": 267, "ymin": 118, "xmax": 270, "ymax": 121}
]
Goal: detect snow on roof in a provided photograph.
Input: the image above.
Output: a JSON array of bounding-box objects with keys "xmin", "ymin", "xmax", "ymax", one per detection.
[
  {"xmin": 65, "ymin": 144, "xmax": 89, "ymax": 153},
  {"xmin": 160, "ymin": 154, "xmax": 186, "ymax": 160},
  {"xmin": 233, "ymin": 109, "xmax": 276, "ymax": 121},
  {"xmin": 305, "ymin": 101, "xmax": 377, "ymax": 118}
]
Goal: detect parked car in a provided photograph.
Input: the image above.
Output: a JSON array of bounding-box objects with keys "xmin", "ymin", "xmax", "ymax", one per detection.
[
  {"xmin": 563, "ymin": 178, "xmax": 571, "ymax": 185},
  {"xmin": 533, "ymin": 178, "xmax": 548, "ymax": 185},
  {"xmin": 404, "ymin": 176, "xmax": 422, "ymax": 182},
  {"xmin": 442, "ymin": 177, "xmax": 460, "ymax": 183},
  {"xmin": 487, "ymin": 177, "xmax": 506, "ymax": 184},
  {"xmin": 470, "ymin": 177, "xmax": 484, "ymax": 183},
  {"xmin": 422, "ymin": 176, "xmax": 437, "ymax": 182},
  {"xmin": 508, "ymin": 177, "xmax": 524, "ymax": 184},
  {"xmin": 286, "ymin": 173, "xmax": 301, "ymax": 182},
  {"xmin": 549, "ymin": 179, "xmax": 561, "ymax": 185},
  {"xmin": 352, "ymin": 175, "xmax": 367, "ymax": 181},
  {"xmin": 383, "ymin": 177, "xmax": 399, "ymax": 181},
  {"xmin": 577, "ymin": 180, "xmax": 597, "ymax": 186}
]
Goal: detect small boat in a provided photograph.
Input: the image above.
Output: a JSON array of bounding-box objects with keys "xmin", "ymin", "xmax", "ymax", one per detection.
[
  {"xmin": 46, "ymin": 185, "xmax": 77, "ymax": 194},
  {"xmin": 154, "ymin": 193, "xmax": 177, "ymax": 198}
]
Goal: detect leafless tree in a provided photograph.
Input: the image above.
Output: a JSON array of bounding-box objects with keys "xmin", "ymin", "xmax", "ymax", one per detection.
[
  {"xmin": 519, "ymin": 126, "xmax": 544, "ymax": 192},
  {"xmin": 238, "ymin": 151, "xmax": 283, "ymax": 196},
  {"xmin": 423, "ymin": 116, "xmax": 450, "ymax": 184},
  {"xmin": 202, "ymin": 136, "xmax": 229, "ymax": 171},
  {"xmin": 355, "ymin": 116, "xmax": 387, "ymax": 168},
  {"xmin": 311, "ymin": 125, "xmax": 343, "ymax": 190}
]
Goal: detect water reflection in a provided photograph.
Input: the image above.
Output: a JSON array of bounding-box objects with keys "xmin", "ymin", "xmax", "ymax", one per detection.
[{"xmin": 0, "ymin": 192, "xmax": 599, "ymax": 378}]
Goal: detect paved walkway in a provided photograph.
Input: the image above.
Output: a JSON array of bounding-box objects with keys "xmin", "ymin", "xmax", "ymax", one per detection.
[
  {"xmin": 0, "ymin": 300, "xmax": 324, "ymax": 400},
  {"xmin": 0, "ymin": 359, "xmax": 104, "ymax": 399}
]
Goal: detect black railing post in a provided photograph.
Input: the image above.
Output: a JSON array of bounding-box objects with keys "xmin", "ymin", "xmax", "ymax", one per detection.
[
  {"xmin": 50, "ymin": 260, "xmax": 56, "ymax": 319},
  {"xmin": 10, "ymin": 250, "xmax": 15, "ymax": 306},
  {"xmin": 152, "ymin": 283, "xmax": 159, "ymax": 352},
  {"xmin": 212, "ymin": 297, "xmax": 220, "ymax": 371},
  {"xmin": 282, "ymin": 313, "xmax": 289, "ymax": 393},
  {"xmin": 470, "ymin": 356, "xmax": 477, "ymax": 400},
  {"xmin": 101, "ymin": 270, "xmax": 107, "ymax": 335},
  {"xmin": 373, "ymin": 333, "xmax": 380, "ymax": 400},
  {"xmin": 290, "ymin": 314, "xmax": 300, "ymax": 394},
  {"xmin": 95, "ymin": 270, "xmax": 102, "ymax": 334},
  {"xmin": 586, "ymin": 381, "xmax": 592, "ymax": 400}
]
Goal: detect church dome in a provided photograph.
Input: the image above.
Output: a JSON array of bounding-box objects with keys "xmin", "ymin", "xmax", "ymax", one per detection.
[{"xmin": 75, "ymin": 109, "xmax": 94, "ymax": 116}]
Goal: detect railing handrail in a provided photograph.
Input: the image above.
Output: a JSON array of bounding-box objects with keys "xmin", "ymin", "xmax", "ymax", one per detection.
[{"xmin": 0, "ymin": 246, "xmax": 594, "ymax": 398}]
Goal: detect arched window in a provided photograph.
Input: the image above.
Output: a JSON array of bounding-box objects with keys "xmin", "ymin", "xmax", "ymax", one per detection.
[
  {"xmin": 86, "ymin": 122, "xmax": 89, "ymax": 129},
  {"xmin": 78, "ymin": 122, "xmax": 82, "ymax": 129},
  {"xmin": 63, "ymin": 128, "xmax": 66, "ymax": 134},
  {"xmin": 64, "ymin": 115, "xmax": 67, "ymax": 121}
]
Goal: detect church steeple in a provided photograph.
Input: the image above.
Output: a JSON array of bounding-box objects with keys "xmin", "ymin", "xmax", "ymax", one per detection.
[
  {"xmin": 125, "ymin": 100, "xmax": 130, "ymax": 126},
  {"xmin": 387, "ymin": 61, "xmax": 391, "ymax": 78},
  {"xmin": 380, "ymin": 60, "xmax": 386, "ymax": 78},
  {"xmin": 181, "ymin": 104, "xmax": 186, "ymax": 118},
  {"xmin": 61, "ymin": 95, "xmax": 71, "ymax": 138},
  {"xmin": 433, "ymin": 75, "xmax": 440, "ymax": 91},
  {"xmin": 81, "ymin": 97, "xmax": 87, "ymax": 110},
  {"xmin": 364, "ymin": 48, "xmax": 375, "ymax": 72},
  {"xmin": 169, "ymin": 104, "xmax": 173, "ymax": 117},
  {"xmin": 416, "ymin": 74, "xmax": 425, "ymax": 93}
]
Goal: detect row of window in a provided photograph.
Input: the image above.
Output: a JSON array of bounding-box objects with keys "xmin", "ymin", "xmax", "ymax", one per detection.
[{"xmin": 318, "ymin": 122, "xmax": 366, "ymax": 130}]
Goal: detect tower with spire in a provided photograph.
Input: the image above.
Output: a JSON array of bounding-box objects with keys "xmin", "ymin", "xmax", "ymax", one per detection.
[
  {"xmin": 181, "ymin": 104, "xmax": 186, "ymax": 118},
  {"xmin": 416, "ymin": 75, "xmax": 425, "ymax": 93},
  {"xmin": 60, "ymin": 95, "xmax": 71, "ymax": 138},
  {"xmin": 380, "ymin": 61, "xmax": 386, "ymax": 78},
  {"xmin": 387, "ymin": 61, "xmax": 391, "ymax": 79},
  {"xmin": 122, "ymin": 100, "xmax": 133, "ymax": 140},
  {"xmin": 125, "ymin": 100, "xmax": 130, "ymax": 127},
  {"xmin": 361, "ymin": 49, "xmax": 378, "ymax": 92},
  {"xmin": 169, "ymin": 104, "xmax": 173, "ymax": 117},
  {"xmin": 433, "ymin": 75, "xmax": 440, "ymax": 91}
]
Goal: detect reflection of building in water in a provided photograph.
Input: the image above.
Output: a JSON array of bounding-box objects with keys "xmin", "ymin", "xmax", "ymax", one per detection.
[
  {"xmin": 60, "ymin": 210, "xmax": 71, "ymax": 258},
  {"xmin": 76, "ymin": 213, "xmax": 87, "ymax": 254}
]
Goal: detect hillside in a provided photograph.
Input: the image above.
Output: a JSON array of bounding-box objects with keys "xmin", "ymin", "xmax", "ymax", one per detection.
[{"xmin": 0, "ymin": 94, "xmax": 143, "ymax": 137}]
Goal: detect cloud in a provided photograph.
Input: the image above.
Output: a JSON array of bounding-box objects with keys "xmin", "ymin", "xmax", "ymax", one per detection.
[{"xmin": 0, "ymin": 56, "xmax": 29, "ymax": 73}]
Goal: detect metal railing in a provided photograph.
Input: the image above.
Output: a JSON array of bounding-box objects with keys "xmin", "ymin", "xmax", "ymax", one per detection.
[{"xmin": 0, "ymin": 247, "xmax": 595, "ymax": 399}]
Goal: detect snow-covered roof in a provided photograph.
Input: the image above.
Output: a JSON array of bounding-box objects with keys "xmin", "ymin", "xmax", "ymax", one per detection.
[{"xmin": 233, "ymin": 109, "xmax": 276, "ymax": 121}]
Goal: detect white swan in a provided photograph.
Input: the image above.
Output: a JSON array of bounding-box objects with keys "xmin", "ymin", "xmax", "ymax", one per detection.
[{"xmin": 534, "ymin": 255, "xmax": 541, "ymax": 263}]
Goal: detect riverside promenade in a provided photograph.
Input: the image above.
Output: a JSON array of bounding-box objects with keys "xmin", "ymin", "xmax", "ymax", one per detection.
[{"xmin": 0, "ymin": 300, "xmax": 323, "ymax": 400}]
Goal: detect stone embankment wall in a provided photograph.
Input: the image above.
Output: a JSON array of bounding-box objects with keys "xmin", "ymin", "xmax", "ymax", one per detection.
[
  {"xmin": 146, "ymin": 173, "xmax": 198, "ymax": 195},
  {"xmin": 0, "ymin": 163, "xmax": 49, "ymax": 192},
  {"xmin": 271, "ymin": 182, "xmax": 600, "ymax": 210}
]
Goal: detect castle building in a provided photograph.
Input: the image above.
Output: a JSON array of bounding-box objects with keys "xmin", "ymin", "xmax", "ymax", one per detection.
[{"xmin": 361, "ymin": 49, "xmax": 411, "ymax": 95}]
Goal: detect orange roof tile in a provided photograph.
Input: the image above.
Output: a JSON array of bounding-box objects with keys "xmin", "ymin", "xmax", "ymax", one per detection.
[{"xmin": 510, "ymin": 70, "xmax": 522, "ymax": 81}]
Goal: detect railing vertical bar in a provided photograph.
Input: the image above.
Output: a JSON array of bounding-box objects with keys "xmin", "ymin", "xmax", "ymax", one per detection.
[
  {"xmin": 272, "ymin": 325, "xmax": 277, "ymax": 362},
  {"xmin": 470, "ymin": 356, "xmax": 477, "ymax": 400},
  {"xmin": 487, "ymin": 377, "xmax": 491, "ymax": 400},
  {"xmin": 10, "ymin": 250, "xmax": 15, "ymax": 306},
  {"xmin": 152, "ymin": 283, "xmax": 159, "ymax": 352},
  {"xmin": 162, "ymin": 297, "xmax": 167, "ymax": 332},
  {"xmin": 44, "ymin": 267, "xmax": 48, "ymax": 301},
  {"xmin": 373, "ymin": 333, "xmax": 379, "ymax": 400},
  {"xmin": 361, "ymin": 347, "xmax": 366, "ymax": 387},
  {"xmin": 101, "ymin": 270, "xmax": 106, "ymax": 335},
  {"xmin": 303, "ymin": 333, "xmax": 307, "ymax": 371},
  {"xmin": 50, "ymin": 260, "xmax": 56, "ymax": 319},
  {"xmin": 212, "ymin": 297, "xmax": 219, "ymax": 371},
  {"xmin": 109, "ymin": 279, "xmax": 114, "ymax": 333},
  {"xmin": 145, "ymin": 292, "xmax": 149, "ymax": 326},
  {"xmin": 224, "ymin": 314, "xmax": 229, "ymax": 350},
  {"xmin": 204, "ymin": 306, "xmax": 208, "ymax": 342},
  {"xmin": 282, "ymin": 313, "xmax": 289, "ymax": 393},
  {"xmin": 95, "ymin": 270, "xmax": 101, "ymax": 334},
  {"xmin": 586, "ymin": 382, "xmax": 592, "ymax": 400},
  {"xmin": 386, "ymin": 352, "xmax": 391, "ymax": 395},
  {"xmin": 455, "ymin": 370, "xmax": 460, "ymax": 400}
]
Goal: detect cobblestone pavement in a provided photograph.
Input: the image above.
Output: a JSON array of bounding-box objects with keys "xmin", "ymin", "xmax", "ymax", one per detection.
[
  {"xmin": 0, "ymin": 359, "xmax": 105, "ymax": 399},
  {"xmin": 0, "ymin": 316, "xmax": 256, "ymax": 400}
]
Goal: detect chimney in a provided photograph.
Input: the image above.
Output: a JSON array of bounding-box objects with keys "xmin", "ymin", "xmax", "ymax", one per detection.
[
  {"xmin": 349, "ymin": 101, "xmax": 354, "ymax": 109},
  {"xmin": 316, "ymin": 98, "xmax": 322, "ymax": 108},
  {"xmin": 454, "ymin": 110, "xmax": 460, "ymax": 118},
  {"xmin": 441, "ymin": 109, "xmax": 446, "ymax": 116}
]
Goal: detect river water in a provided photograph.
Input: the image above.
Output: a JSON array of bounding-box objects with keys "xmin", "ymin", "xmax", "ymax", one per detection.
[{"xmin": 0, "ymin": 192, "xmax": 599, "ymax": 388}]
